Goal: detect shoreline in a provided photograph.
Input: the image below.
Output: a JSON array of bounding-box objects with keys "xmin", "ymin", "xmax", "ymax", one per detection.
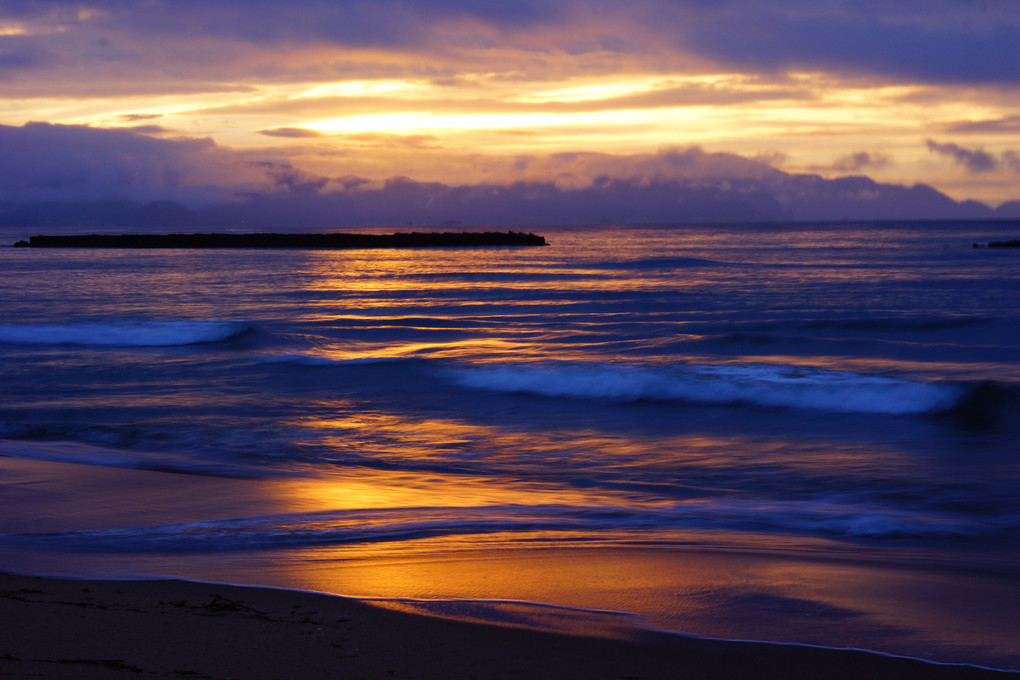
[
  {"xmin": 1, "ymin": 570, "xmax": 1014, "ymax": 680},
  {"xmin": 3, "ymin": 454, "xmax": 1020, "ymax": 673}
]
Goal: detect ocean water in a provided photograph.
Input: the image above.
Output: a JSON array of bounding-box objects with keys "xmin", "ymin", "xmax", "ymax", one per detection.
[{"xmin": 2, "ymin": 221, "xmax": 1019, "ymax": 668}]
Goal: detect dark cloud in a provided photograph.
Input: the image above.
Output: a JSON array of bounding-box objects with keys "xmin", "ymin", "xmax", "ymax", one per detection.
[
  {"xmin": 925, "ymin": 138, "xmax": 998, "ymax": 173},
  {"xmin": 0, "ymin": 122, "xmax": 280, "ymax": 205},
  {"xmin": 3, "ymin": 1, "xmax": 1018, "ymax": 89},
  {"xmin": 0, "ymin": 45, "xmax": 45, "ymax": 71},
  {"xmin": 4, "ymin": 0, "xmax": 567, "ymax": 51},
  {"xmin": 832, "ymin": 151, "xmax": 890, "ymax": 172},
  {"xmin": 678, "ymin": 3, "xmax": 1020, "ymax": 84},
  {"xmin": 0, "ymin": 3, "xmax": 84, "ymax": 21}
]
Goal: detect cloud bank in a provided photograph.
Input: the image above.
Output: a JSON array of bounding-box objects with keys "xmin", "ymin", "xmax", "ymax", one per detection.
[
  {"xmin": 2, "ymin": 123, "xmax": 1017, "ymax": 230},
  {"xmin": 0, "ymin": 122, "xmax": 278, "ymax": 205}
]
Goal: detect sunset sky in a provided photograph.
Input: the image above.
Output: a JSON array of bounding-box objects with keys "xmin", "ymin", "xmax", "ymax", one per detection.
[{"xmin": 2, "ymin": 0, "xmax": 1019, "ymax": 222}]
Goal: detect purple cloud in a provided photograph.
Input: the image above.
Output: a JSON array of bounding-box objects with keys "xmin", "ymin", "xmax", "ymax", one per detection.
[
  {"xmin": 0, "ymin": 0, "xmax": 565, "ymax": 52},
  {"xmin": 0, "ymin": 44, "xmax": 45, "ymax": 70},
  {"xmin": 2, "ymin": 1, "xmax": 1018, "ymax": 86},
  {"xmin": 925, "ymin": 139, "xmax": 998, "ymax": 173},
  {"xmin": 0, "ymin": 122, "xmax": 279, "ymax": 205},
  {"xmin": 832, "ymin": 152, "xmax": 891, "ymax": 173},
  {"xmin": 0, "ymin": 122, "xmax": 1004, "ymax": 229},
  {"xmin": 676, "ymin": 3, "xmax": 1020, "ymax": 84},
  {"xmin": 1003, "ymin": 151, "xmax": 1020, "ymax": 173}
]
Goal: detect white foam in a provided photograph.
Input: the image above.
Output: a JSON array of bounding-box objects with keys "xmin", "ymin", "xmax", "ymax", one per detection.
[
  {"xmin": 448, "ymin": 362, "xmax": 963, "ymax": 415},
  {"xmin": 0, "ymin": 320, "xmax": 249, "ymax": 347}
]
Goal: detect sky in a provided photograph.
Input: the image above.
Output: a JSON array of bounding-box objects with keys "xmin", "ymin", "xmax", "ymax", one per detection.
[{"xmin": 2, "ymin": 0, "xmax": 1019, "ymax": 225}]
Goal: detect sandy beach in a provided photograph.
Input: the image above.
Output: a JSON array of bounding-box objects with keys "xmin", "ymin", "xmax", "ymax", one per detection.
[{"xmin": 0, "ymin": 570, "xmax": 1013, "ymax": 680}]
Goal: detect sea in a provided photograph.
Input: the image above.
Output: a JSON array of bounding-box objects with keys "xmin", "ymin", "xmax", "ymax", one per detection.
[{"xmin": 1, "ymin": 221, "xmax": 1019, "ymax": 670}]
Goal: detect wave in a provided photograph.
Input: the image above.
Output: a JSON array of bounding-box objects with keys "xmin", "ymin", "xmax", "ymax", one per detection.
[
  {"xmin": 592, "ymin": 257, "xmax": 732, "ymax": 270},
  {"xmin": 710, "ymin": 316, "xmax": 994, "ymax": 335},
  {"xmin": 0, "ymin": 439, "xmax": 262, "ymax": 478},
  {"xmin": 794, "ymin": 317, "xmax": 993, "ymax": 333},
  {"xmin": 0, "ymin": 320, "xmax": 252, "ymax": 347},
  {"xmin": 5, "ymin": 500, "xmax": 1002, "ymax": 553},
  {"xmin": 446, "ymin": 361, "xmax": 965, "ymax": 415},
  {"xmin": 682, "ymin": 316, "xmax": 1020, "ymax": 359}
]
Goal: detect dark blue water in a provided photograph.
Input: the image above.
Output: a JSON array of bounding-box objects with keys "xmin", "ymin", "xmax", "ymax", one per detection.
[{"xmin": 2, "ymin": 221, "xmax": 1019, "ymax": 667}]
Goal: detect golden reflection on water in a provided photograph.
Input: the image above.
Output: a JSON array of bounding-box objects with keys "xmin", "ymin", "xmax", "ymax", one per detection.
[
  {"xmin": 297, "ymin": 246, "xmax": 716, "ymax": 297},
  {"xmin": 269, "ymin": 459, "xmax": 627, "ymax": 516},
  {"xmin": 269, "ymin": 406, "xmax": 922, "ymax": 572},
  {"xmin": 248, "ymin": 543, "xmax": 1020, "ymax": 666},
  {"xmin": 313, "ymin": 338, "xmax": 534, "ymax": 360},
  {"xmin": 301, "ymin": 408, "xmax": 676, "ymax": 473},
  {"xmin": 300, "ymin": 275, "xmax": 699, "ymax": 297},
  {"xmin": 294, "ymin": 406, "xmax": 913, "ymax": 486}
]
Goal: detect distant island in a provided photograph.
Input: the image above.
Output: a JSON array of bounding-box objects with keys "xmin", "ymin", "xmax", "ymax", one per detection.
[{"xmin": 12, "ymin": 231, "xmax": 548, "ymax": 249}]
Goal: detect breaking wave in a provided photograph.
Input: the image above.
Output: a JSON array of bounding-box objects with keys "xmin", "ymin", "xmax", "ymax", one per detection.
[
  {"xmin": 447, "ymin": 362, "xmax": 965, "ymax": 415},
  {"xmin": 0, "ymin": 440, "xmax": 262, "ymax": 478},
  {"xmin": 0, "ymin": 320, "xmax": 252, "ymax": 347}
]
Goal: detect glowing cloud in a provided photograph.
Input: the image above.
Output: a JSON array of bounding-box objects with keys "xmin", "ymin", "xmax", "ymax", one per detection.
[{"xmin": 0, "ymin": 1, "xmax": 1018, "ymax": 207}]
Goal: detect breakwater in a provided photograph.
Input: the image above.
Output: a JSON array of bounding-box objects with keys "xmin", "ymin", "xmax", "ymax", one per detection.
[{"xmin": 13, "ymin": 231, "xmax": 548, "ymax": 248}]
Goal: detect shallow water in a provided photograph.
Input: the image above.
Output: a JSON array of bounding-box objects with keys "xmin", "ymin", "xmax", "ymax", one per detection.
[{"xmin": 1, "ymin": 221, "xmax": 1019, "ymax": 668}]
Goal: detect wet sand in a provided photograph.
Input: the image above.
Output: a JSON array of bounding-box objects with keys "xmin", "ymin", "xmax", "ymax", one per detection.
[
  {"xmin": 0, "ymin": 570, "xmax": 1013, "ymax": 680},
  {"xmin": 3, "ymin": 454, "xmax": 1020, "ymax": 673}
]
